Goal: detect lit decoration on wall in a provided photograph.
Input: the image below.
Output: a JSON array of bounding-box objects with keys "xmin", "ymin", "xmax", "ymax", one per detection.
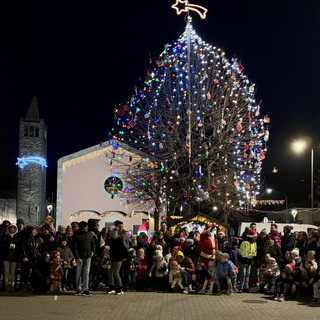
[
  {"xmin": 16, "ymin": 156, "xmax": 47, "ymax": 169},
  {"xmin": 171, "ymin": 0, "xmax": 208, "ymax": 20}
]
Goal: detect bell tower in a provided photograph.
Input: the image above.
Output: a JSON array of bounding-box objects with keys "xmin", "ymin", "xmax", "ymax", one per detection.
[{"xmin": 16, "ymin": 96, "xmax": 47, "ymax": 226}]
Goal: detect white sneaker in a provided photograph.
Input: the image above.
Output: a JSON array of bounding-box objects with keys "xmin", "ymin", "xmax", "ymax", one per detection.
[
  {"xmin": 107, "ymin": 290, "xmax": 116, "ymax": 294},
  {"xmin": 116, "ymin": 290, "xmax": 124, "ymax": 295}
]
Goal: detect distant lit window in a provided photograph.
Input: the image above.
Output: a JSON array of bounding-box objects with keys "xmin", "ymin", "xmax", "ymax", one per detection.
[{"xmin": 104, "ymin": 177, "xmax": 123, "ymax": 195}]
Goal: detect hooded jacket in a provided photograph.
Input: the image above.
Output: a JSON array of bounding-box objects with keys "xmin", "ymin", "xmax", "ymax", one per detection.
[{"xmin": 1, "ymin": 225, "xmax": 20, "ymax": 262}]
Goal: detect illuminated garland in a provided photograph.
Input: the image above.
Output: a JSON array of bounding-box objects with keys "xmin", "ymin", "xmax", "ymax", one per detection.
[{"xmin": 16, "ymin": 156, "xmax": 47, "ymax": 169}]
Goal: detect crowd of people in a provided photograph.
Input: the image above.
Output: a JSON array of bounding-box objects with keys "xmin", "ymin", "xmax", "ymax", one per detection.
[{"xmin": 0, "ymin": 217, "xmax": 320, "ymax": 303}]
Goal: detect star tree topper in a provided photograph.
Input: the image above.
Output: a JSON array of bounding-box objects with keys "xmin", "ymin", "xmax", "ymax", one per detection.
[{"xmin": 171, "ymin": 0, "xmax": 208, "ymax": 20}]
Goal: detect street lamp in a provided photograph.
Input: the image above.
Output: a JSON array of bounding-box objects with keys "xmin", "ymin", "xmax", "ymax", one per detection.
[
  {"xmin": 291, "ymin": 139, "xmax": 314, "ymax": 209},
  {"xmin": 266, "ymin": 188, "xmax": 288, "ymax": 213}
]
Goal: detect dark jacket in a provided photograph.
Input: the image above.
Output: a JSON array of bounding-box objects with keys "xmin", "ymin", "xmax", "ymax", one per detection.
[
  {"xmin": 109, "ymin": 237, "xmax": 128, "ymax": 262},
  {"xmin": 1, "ymin": 233, "xmax": 21, "ymax": 262},
  {"xmin": 57, "ymin": 245, "xmax": 74, "ymax": 268},
  {"xmin": 281, "ymin": 234, "xmax": 295, "ymax": 256},
  {"xmin": 21, "ymin": 237, "xmax": 42, "ymax": 264},
  {"xmin": 72, "ymin": 231, "xmax": 95, "ymax": 260}
]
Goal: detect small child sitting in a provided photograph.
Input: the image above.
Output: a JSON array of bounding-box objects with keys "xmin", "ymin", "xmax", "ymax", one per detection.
[
  {"xmin": 216, "ymin": 253, "xmax": 235, "ymax": 295},
  {"xmin": 193, "ymin": 262, "xmax": 207, "ymax": 292},
  {"xmin": 198, "ymin": 259, "xmax": 216, "ymax": 295},
  {"xmin": 274, "ymin": 263, "xmax": 295, "ymax": 302},
  {"xmin": 259, "ymin": 254, "xmax": 280, "ymax": 294},
  {"xmin": 169, "ymin": 260, "xmax": 184, "ymax": 290}
]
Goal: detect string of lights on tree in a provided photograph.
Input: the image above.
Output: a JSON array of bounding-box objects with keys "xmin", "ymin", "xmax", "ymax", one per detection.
[{"xmin": 109, "ymin": 11, "xmax": 269, "ymax": 223}]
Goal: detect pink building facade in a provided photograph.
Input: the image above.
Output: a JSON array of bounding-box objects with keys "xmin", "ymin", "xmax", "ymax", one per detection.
[{"xmin": 56, "ymin": 141, "xmax": 155, "ymax": 234}]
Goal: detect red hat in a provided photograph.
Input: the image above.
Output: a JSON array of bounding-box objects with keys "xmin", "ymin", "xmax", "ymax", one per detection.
[
  {"xmin": 171, "ymin": 260, "xmax": 179, "ymax": 267},
  {"xmin": 247, "ymin": 229, "xmax": 257, "ymax": 237},
  {"xmin": 285, "ymin": 263, "xmax": 296, "ymax": 273},
  {"xmin": 218, "ymin": 230, "xmax": 225, "ymax": 235},
  {"xmin": 205, "ymin": 223, "xmax": 213, "ymax": 230},
  {"xmin": 173, "ymin": 246, "xmax": 182, "ymax": 253}
]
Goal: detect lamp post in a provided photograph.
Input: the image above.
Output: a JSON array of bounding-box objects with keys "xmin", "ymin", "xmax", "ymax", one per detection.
[
  {"xmin": 267, "ymin": 188, "xmax": 288, "ymax": 220},
  {"xmin": 292, "ymin": 140, "xmax": 315, "ymax": 209}
]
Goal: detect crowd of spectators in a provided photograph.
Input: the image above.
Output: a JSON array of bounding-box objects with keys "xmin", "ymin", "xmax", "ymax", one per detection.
[{"xmin": 0, "ymin": 217, "xmax": 320, "ymax": 303}]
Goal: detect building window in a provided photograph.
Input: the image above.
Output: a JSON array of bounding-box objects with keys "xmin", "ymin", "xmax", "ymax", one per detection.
[
  {"xmin": 24, "ymin": 127, "xmax": 28, "ymax": 137},
  {"xmin": 29, "ymin": 126, "xmax": 34, "ymax": 137},
  {"xmin": 35, "ymin": 127, "xmax": 39, "ymax": 137},
  {"xmin": 104, "ymin": 176, "xmax": 123, "ymax": 195}
]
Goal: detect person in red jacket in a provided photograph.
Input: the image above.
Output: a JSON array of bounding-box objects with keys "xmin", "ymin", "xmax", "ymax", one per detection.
[{"xmin": 196, "ymin": 224, "xmax": 218, "ymax": 268}]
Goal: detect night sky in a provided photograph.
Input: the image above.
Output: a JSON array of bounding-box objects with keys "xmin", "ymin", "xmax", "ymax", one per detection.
[{"xmin": 1, "ymin": 0, "xmax": 320, "ymax": 209}]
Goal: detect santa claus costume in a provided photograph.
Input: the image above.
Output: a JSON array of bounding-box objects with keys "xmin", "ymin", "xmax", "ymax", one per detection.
[{"xmin": 196, "ymin": 224, "xmax": 218, "ymax": 268}]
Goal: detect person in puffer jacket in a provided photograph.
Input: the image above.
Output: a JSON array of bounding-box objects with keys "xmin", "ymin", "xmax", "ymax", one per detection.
[
  {"xmin": 216, "ymin": 253, "xmax": 235, "ymax": 295},
  {"xmin": 259, "ymin": 253, "xmax": 280, "ymax": 294}
]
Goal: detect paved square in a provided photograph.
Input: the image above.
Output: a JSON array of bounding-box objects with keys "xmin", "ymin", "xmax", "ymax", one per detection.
[{"xmin": 0, "ymin": 291, "xmax": 319, "ymax": 320}]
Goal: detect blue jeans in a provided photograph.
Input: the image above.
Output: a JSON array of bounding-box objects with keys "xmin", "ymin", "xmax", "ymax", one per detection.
[
  {"xmin": 76, "ymin": 258, "xmax": 91, "ymax": 292},
  {"xmin": 181, "ymin": 270, "xmax": 192, "ymax": 287},
  {"xmin": 239, "ymin": 261, "xmax": 251, "ymax": 290}
]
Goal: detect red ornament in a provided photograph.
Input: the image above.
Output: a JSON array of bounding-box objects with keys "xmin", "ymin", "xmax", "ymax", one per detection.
[
  {"xmin": 214, "ymin": 79, "xmax": 219, "ymax": 84},
  {"xmin": 237, "ymin": 124, "xmax": 243, "ymax": 131},
  {"xmin": 264, "ymin": 117, "xmax": 270, "ymax": 123},
  {"xmin": 184, "ymin": 190, "xmax": 188, "ymax": 198},
  {"xmin": 260, "ymin": 154, "xmax": 266, "ymax": 160},
  {"xmin": 244, "ymin": 144, "xmax": 249, "ymax": 151},
  {"xmin": 168, "ymin": 125, "xmax": 174, "ymax": 133},
  {"xmin": 234, "ymin": 180, "xmax": 240, "ymax": 188},
  {"xmin": 210, "ymin": 184, "xmax": 217, "ymax": 191},
  {"xmin": 117, "ymin": 109, "xmax": 124, "ymax": 116},
  {"xmin": 238, "ymin": 65, "xmax": 244, "ymax": 72},
  {"xmin": 243, "ymin": 153, "xmax": 248, "ymax": 158},
  {"xmin": 129, "ymin": 120, "xmax": 136, "ymax": 127},
  {"xmin": 183, "ymin": 143, "xmax": 190, "ymax": 151},
  {"xmin": 164, "ymin": 62, "xmax": 170, "ymax": 68}
]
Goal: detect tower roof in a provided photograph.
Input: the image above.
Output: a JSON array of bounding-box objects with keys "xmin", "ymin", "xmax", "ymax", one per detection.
[{"xmin": 25, "ymin": 96, "xmax": 40, "ymax": 121}]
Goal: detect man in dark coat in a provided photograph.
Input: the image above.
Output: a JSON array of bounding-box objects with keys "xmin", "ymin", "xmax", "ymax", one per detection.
[
  {"xmin": 72, "ymin": 221, "xmax": 95, "ymax": 296},
  {"xmin": 281, "ymin": 225, "xmax": 295, "ymax": 258}
]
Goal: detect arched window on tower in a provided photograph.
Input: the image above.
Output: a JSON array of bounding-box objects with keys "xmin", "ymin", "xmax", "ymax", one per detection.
[
  {"xmin": 29, "ymin": 126, "xmax": 34, "ymax": 137},
  {"xmin": 35, "ymin": 126, "xmax": 39, "ymax": 137}
]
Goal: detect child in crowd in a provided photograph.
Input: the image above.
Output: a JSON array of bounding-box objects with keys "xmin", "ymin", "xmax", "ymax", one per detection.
[
  {"xmin": 57, "ymin": 238, "xmax": 74, "ymax": 291},
  {"xmin": 300, "ymin": 259, "xmax": 317, "ymax": 297},
  {"xmin": 259, "ymin": 254, "xmax": 280, "ymax": 294},
  {"xmin": 216, "ymin": 253, "xmax": 235, "ymax": 295},
  {"xmin": 126, "ymin": 248, "xmax": 139, "ymax": 291},
  {"xmin": 271, "ymin": 229, "xmax": 281, "ymax": 248},
  {"xmin": 198, "ymin": 259, "xmax": 216, "ymax": 295},
  {"xmin": 49, "ymin": 251, "xmax": 64, "ymax": 294},
  {"xmin": 149, "ymin": 247, "xmax": 168, "ymax": 292},
  {"xmin": 193, "ymin": 262, "xmax": 207, "ymax": 292},
  {"xmin": 274, "ymin": 263, "xmax": 295, "ymax": 302},
  {"xmin": 136, "ymin": 248, "xmax": 148, "ymax": 291},
  {"xmin": 169, "ymin": 261, "xmax": 184, "ymax": 290}
]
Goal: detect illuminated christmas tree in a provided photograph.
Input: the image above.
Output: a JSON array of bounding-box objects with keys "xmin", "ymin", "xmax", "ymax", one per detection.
[{"xmin": 111, "ymin": 13, "xmax": 269, "ymax": 228}]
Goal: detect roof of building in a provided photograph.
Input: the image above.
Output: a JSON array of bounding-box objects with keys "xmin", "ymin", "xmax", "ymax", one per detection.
[{"xmin": 25, "ymin": 96, "xmax": 40, "ymax": 122}]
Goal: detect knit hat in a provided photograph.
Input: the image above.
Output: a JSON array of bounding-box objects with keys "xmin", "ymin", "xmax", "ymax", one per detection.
[
  {"xmin": 247, "ymin": 229, "xmax": 257, "ymax": 237},
  {"xmin": 291, "ymin": 248, "xmax": 300, "ymax": 257},
  {"xmin": 173, "ymin": 246, "xmax": 182, "ymax": 253},
  {"xmin": 128, "ymin": 248, "xmax": 136, "ymax": 256},
  {"xmin": 284, "ymin": 225, "xmax": 293, "ymax": 232},
  {"xmin": 218, "ymin": 230, "xmax": 225, "ymax": 235},
  {"xmin": 79, "ymin": 221, "xmax": 88, "ymax": 230},
  {"xmin": 17, "ymin": 218, "xmax": 25, "ymax": 225},
  {"xmin": 285, "ymin": 263, "xmax": 295, "ymax": 274},
  {"xmin": 154, "ymin": 250, "xmax": 163, "ymax": 259},
  {"xmin": 171, "ymin": 260, "xmax": 179, "ymax": 267},
  {"xmin": 185, "ymin": 239, "xmax": 194, "ymax": 247},
  {"xmin": 41, "ymin": 223, "xmax": 51, "ymax": 231},
  {"xmin": 260, "ymin": 228, "xmax": 267, "ymax": 236},
  {"xmin": 176, "ymin": 251, "xmax": 185, "ymax": 263}
]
